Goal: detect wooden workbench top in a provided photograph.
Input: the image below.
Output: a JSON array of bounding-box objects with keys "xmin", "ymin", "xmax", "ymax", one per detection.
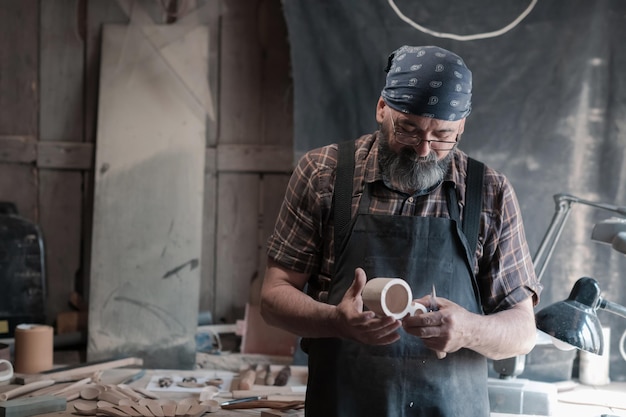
[
  {"xmin": 2, "ymin": 365, "xmax": 625, "ymax": 417},
  {"xmin": 0, "ymin": 366, "xmax": 306, "ymax": 417}
]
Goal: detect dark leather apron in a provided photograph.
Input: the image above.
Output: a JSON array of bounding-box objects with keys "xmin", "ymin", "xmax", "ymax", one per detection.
[{"xmin": 305, "ymin": 172, "xmax": 490, "ymax": 416}]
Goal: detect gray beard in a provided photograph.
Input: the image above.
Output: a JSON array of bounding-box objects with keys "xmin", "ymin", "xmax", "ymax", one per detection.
[{"xmin": 378, "ymin": 137, "xmax": 453, "ymax": 193}]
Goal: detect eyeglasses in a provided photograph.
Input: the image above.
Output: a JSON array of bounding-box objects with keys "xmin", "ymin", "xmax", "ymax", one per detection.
[{"xmin": 390, "ymin": 116, "xmax": 458, "ymax": 150}]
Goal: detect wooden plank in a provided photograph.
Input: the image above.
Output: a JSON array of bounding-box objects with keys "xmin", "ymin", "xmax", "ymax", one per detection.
[
  {"xmin": 0, "ymin": 164, "xmax": 38, "ymax": 222},
  {"xmin": 0, "ymin": 0, "xmax": 38, "ymax": 136},
  {"xmin": 39, "ymin": 0, "xmax": 87, "ymax": 328},
  {"xmin": 85, "ymin": 0, "xmax": 129, "ymax": 144},
  {"xmin": 217, "ymin": 145, "xmax": 293, "ymax": 173},
  {"xmin": 219, "ymin": 0, "xmax": 262, "ymax": 144},
  {"xmin": 215, "ymin": 173, "xmax": 260, "ymax": 322},
  {"xmin": 84, "ymin": 0, "xmax": 130, "ymax": 312},
  {"xmin": 38, "ymin": 171, "xmax": 83, "ymax": 323},
  {"xmin": 176, "ymin": 0, "xmax": 220, "ymax": 146},
  {"xmin": 88, "ymin": 24, "xmax": 207, "ymax": 369},
  {"xmin": 243, "ymin": 174, "xmax": 294, "ymax": 356},
  {"xmin": 39, "ymin": 0, "xmax": 84, "ymax": 142},
  {"xmin": 0, "ymin": 0, "xmax": 39, "ymax": 229},
  {"xmin": 199, "ymin": 148, "xmax": 217, "ymax": 313},
  {"xmin": 36, "ymin": 142, "xmax": 94, "ymax": 170},
  {"xmin": 258, "ymin": 0, "xmax": 293, "ymax": 147},
  {"xmin": 0, "ymin": 137, "xmax": 37, "ymax": 164},
  {"xmin": 249, "ymin": 174, "xmax": 290, "ymax": 306},
  {"xmin": 0, "ymin": 138, "xmax": 93, "ymax": 169}
]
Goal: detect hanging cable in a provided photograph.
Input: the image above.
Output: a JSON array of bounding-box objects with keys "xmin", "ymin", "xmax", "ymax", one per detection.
[{"xmin": 387, "ymin": 0, "xmax": 538, "ymax": 41}]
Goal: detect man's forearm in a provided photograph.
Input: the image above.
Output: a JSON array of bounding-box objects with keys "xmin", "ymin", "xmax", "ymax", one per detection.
[
  {"xmin": 261, "ymin": 283, "xmax": 340, "ymax": 337},
  {"xmin": 260, "ymin": 261, "xmax": 342, "ymax": 338},
  {"xmin": 464, "ymin": 298, "xmax": 536, "ymax": 360}
]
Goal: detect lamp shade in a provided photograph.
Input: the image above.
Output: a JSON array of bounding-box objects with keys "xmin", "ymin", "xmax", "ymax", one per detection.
[{"xmin": 535, "ymin": 277, "xmax": 604, "ymax": 355}]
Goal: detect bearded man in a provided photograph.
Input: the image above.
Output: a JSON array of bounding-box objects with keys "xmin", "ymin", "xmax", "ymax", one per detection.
[{"xmin": 260, "ymin": 45, "xmax": 541, "ymax": 417}]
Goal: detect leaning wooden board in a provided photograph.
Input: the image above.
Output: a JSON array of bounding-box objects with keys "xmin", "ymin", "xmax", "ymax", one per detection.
[{"xmin": 87, "ymin": 24, "xmax": 208, "ymax": 369}]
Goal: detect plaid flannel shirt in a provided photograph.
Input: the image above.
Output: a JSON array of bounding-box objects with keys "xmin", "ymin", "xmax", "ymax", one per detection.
[{"xmin": 267, "ymin": 132, "xmax": 542, "ymax": 313}]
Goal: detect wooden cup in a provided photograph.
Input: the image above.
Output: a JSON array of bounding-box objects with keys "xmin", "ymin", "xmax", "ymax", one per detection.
[{"xmin": 362, "ymin": 278, "xmax": 426, "ymax": 319}]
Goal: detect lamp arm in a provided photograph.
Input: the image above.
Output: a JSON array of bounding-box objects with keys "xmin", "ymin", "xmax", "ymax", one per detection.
[
  {"xmin": 533, "ymin": 195, "xmax": 574, "ymax": 281},
  {"xmin": 533, "ymin": 193, "xmax": 626, "ymax": 282},
  {"xmin": 598, "ymin": 297, "xmax": 626, "ymax": 319},
  {"xmin": 563, "ymin": 194, "xmax": 626, "ymax": 215}
]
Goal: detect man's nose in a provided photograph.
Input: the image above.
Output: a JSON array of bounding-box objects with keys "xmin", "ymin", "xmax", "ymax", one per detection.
[{"xmin": 412, "ymin": 139, "xmax": 432, "ymax": 157}]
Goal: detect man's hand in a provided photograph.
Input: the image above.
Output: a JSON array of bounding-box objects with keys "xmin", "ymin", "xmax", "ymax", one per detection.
[
  {"xmin": 402, "ymin": 294, "xmax": 537, "ymax": 360},
  {"xmin": 333, "ymin": 268, "xmax": 403, "ymax": 345},
  {"xmin": 402, "ymin": 295, "xmax": 470, "ymax": 355}
]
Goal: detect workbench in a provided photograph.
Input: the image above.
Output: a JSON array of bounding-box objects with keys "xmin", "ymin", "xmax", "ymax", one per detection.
[{"xmin": 1, "ymin": 365, "xmax": 625, "ymax": 417}]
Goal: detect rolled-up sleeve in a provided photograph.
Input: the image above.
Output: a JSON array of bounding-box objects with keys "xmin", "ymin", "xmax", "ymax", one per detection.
[{"xmin": 477, "ymin": 174, "xmax": 543, "ymax": 314}]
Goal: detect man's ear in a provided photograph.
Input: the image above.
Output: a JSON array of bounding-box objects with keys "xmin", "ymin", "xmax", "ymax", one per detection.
[{"xmin": 375, "ymin": 97, "xmax": 386, "ymax": 124}]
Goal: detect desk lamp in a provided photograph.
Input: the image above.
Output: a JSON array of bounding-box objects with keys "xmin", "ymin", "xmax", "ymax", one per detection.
[
  {"xmin": 535, "ymin": 276, "xmax": 626, "ymax": 354},
  {"xmin": 488, "ymin": 194, "xmax": 626, "ymax": 415},
  {"xmin": 493, "ymin": 194, "xmax": 626, "ymax": 378},
  {"xmin": 535, "ymin": 217, "xmax": 626, "ymax": 354}
]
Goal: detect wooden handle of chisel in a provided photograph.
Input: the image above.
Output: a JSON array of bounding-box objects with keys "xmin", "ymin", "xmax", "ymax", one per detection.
[
  {"xmin": 273, "ymin": 366, "xmax": 291, "ymax": 386},
  {"xmin": 238, "ymin": 366, "xmax": 257, "ymax": 390},
  {"xmin": 263, "ymin": 364, "xmax": 274, "ymax": 385},
  {"xmin": 221, "ymin": 400, "xmax": 304, "ymax": 410}
]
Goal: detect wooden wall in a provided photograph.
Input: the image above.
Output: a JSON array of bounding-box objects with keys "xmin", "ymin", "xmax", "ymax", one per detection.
[{"xmin": 0, "ymin": 0, "xmax": 292, "ymax": 331}]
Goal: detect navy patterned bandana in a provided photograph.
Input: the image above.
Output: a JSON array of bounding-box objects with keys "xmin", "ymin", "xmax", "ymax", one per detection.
[{"xmin": 381, "ymin": 45, "xmax": 472, "ymax": 121}]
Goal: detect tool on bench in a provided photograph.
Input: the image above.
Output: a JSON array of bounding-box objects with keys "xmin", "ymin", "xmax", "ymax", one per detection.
[
  {"xmin": 238, "ymin": 364, "xmax": 257, "ymax": 390},
  {"xmin": 220, "ymin": 396, "xmax": 263, "ymax": 407},
  {"xmin": 119, "ymin": 369, "xmax": 145, "ymax": 385},
  {"xmin": 263, "ymin": 364, "xmax": 274, "ymax": 385},
  {"xmin": 273, "ymin": 366, "xmax": 291, "ymax": 386},
  {"xmin": 220, "ymin": 399, "xmax": 305, "ymax": 411}
]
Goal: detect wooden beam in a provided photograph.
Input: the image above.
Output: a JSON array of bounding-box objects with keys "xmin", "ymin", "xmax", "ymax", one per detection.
[
  {"xmin": 216, "ymin": 144, "xmax": 293, "ymax": 173},
  {"xmin": 1, "ymin": 140, "xmax": 294, "ymax": 173},
  {"xmin": 37, "ymin": 141, "xmax": 93, "ymax": 170},
  {"xmin": 0, "ymin": 137, "xmax": 94, "ymax": 170},
  {"xmin": 0, "ymin": 136, "xmax": 37, "ymax": 164}
]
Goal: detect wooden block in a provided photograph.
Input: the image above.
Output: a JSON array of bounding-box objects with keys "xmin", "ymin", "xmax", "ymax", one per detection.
[
  {"xmin": 0, "ymin": 395, "xmax": 66, "ymax": 417},
  {"xmin": 56, "ymin": 310, "xmax": 88, "ymax": 334},
  {"xmin": 241, "ymin": 303, "xmax": 298, "ymax": 356}
]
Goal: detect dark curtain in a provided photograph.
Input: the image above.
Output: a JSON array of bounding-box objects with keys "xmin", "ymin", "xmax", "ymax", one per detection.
[{"xmin": 283, "ymin": 0, "xmax": 626, "ymax": 380}]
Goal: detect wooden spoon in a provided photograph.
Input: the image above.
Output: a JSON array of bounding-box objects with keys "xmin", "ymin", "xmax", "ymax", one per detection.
[
  {"xmin": 80, "ymin": 386, "xmax": 103, "ymax": 400},
  {"xmin": 99, "ymin": 390, "xmax": 127, "ymax": 405},
  {"xmin": 158, "ymin": 400, "xmax": 176, "ymax": 417},
  {"xmin": 117, "ymin": 398, "xmax": 153, "ymax": 417},
  {"xmin": 174, "ymin": 398, "xmax": 196, "ymax": 417},
  {"xmin": 114, "ymin": 405, "xmax": 142, "ymax": 417},
  {"xmin": 139, "ymin": 399, "xmax": 164, "ymax": 417},
  {"xmin": 73, "ymin": 402, "xmax": 98, "ymax": 416},
  {"xmin": 97, "ymin": 400, "xmax": 119, "ymax": 409},
  {"xmin": 130, "ymin": 402, "xmax": 154, "ymax": 417},
  {"xmin": 202, "ymin": 400, "xmax": 220, "ymax": 413},
  {"xmin": 98, "ymin": 406, "xmax": 130, "ymax": 417},
  {"xmin": 198, "ymin": 386, "xmax": 218, "ymax": 402},
  {"xmin": 117, "ymin": 384, "xmax": 145, "ymax": 401}
]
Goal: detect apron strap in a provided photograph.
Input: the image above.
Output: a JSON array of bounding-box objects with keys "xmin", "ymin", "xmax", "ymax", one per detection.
[
  {"xmin": 464, "ymin": 157, "xmax": 485, "ymax": 258},
  {"xmin": 446, "ymin": 157, "xmax": 485, "ymax": 311},
  {"xmin": 333, "ymin": 140, "xmax": 355, "ymax": 272}
]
